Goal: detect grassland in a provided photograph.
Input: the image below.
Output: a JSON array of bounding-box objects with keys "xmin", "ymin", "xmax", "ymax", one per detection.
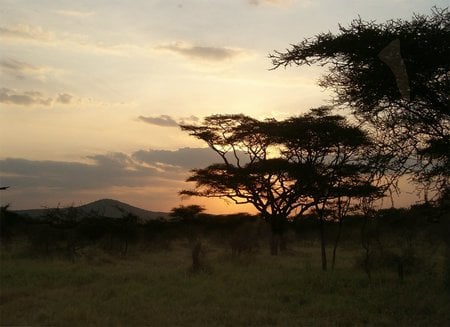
[{"xmin": 1, "ymin": 236, "xmax": 449, "ymax": 326}]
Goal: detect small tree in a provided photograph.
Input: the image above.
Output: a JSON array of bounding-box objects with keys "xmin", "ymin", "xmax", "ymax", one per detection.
[{"xmin": 170, "ymin": 205, "xmax": 205, "ymax": 221}]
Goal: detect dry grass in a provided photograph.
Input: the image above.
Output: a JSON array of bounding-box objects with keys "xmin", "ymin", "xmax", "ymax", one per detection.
[{"xmin": 1, "ymin": 239, "xmax": 449, "ymax": 326}]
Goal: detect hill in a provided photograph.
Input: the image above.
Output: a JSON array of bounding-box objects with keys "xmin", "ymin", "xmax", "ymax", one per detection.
[{"xmin": 14, "ymin": 198, "xmax": 170, "ymax": 221}]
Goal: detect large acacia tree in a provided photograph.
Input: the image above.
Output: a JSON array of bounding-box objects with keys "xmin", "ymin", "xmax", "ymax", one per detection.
[
  {"xmin": 270, "ymin": 7, "xmax": 450, "ymax": 193},
  {"xmin": 180, "ymin": 108, "xmax": 381, "ymax": 256}
]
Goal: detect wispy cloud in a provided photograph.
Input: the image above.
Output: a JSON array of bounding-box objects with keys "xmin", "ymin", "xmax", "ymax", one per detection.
[
  {"xmin": 53, "ymin": 9, "xmax": 95, "ymax": 17},
  {"xmin": 0, "ymin": 24, "xmax": 145, "ymax": 56},
  {"xmin": 248, "ymin": 0, "xmax": 294, "ymax": 6},
  {"xmin": 138, "ymin": 115, "xmax": 199, "ymax": 127},
  {"xmin": 0, "ymin": 88, "xmax": 75, "ymax": 106},
  {"xmin": 0, "ymin": 24, "xmax": 53, "ymax": 42},
  {"xmin": 132, "ymin": 147, "xmax": 249, "ymax": 171},
  {"xmin": 157, "ymin": 42, "xmax": 242, "ymax": 62},
  {"xmin": 138, "ymin": 115, "xmax": 178, "ymax": 127},
  {"xmin": 132, "ymin": 147, "xmax": 224, "ymax": 170},
  {"xmin": 0, "ymin": 58, "xmax": 62, "ymax": 80},
  {"xmin": 0, "ymin": 88, "xmax": 52, "ymax": 106}
]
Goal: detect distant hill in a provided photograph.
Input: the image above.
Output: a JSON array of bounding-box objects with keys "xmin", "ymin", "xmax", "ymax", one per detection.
[{"xmin": 14, "ymin": 199, "xmax": 170, "ymax": 221}]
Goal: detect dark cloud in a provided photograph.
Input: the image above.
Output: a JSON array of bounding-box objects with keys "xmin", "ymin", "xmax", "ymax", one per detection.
[
  {"xmin": 159, "ymin": 43, "xmax": 240, "ymax": 61},
  {"xmin": 0, "ymin": 153, "xmax": 157, "ymax": 191},
  {"xmin": 0, "ymin": 148, "xmax": 249, "ymax": 209},
  {"xmin": 0, "ymin": 88, "xmax": 52, "ymax": 106},
  {"xmin": 138, "ymin": 115, "xmax": 178, "ymax": 127}
]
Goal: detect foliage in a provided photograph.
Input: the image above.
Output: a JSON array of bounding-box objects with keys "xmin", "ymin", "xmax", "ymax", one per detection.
[
  {"xmin": 180, "ymin": 108, "xmax": 383, "ymax": 255},
  {"xmin": 170, "ymin": 205, "xmax": 205, "ymax": 221},
  {"xmin": 1, "ymin": 226, "xmax": 448, "ymax": 326},
  {"xmin": 271, "ymin": 7, "xmax": 450, "ymax": 192}
]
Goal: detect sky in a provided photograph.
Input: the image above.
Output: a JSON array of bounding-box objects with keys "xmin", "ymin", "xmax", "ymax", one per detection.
[{"xmin": 0, "ymin": 0, "xmax": 446, "ymax": 213}]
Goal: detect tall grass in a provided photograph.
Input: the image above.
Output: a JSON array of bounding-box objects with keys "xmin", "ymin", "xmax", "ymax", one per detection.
[{"xmin": 1, "ymin": 239, "xmax": 449, "ymax": 326}]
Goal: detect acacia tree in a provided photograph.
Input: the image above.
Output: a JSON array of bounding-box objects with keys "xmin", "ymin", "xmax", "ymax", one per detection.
[
  {"xmin": 270, "ymin": 7, "xmax": 450, "ymax": 194},
  {"xmin": 275, "ymin": 108, "xmax": 382, "ymax": 269},
  {"xmin": 181, "ymin": 114, "xmax": 311, "ymax": 254},
  {"xmin": 180, "ymin": 108, "xmax": 381, "ymax": 258}
]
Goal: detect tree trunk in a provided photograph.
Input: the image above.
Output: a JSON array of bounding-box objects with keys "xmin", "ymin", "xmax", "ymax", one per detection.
[
  {"xmin": 319, "ymin": 218, "xmax": 327, "ymax": 271},
  {"xmin": 269, "ymin": 215, "xmax": 287, "ymax": 255}
]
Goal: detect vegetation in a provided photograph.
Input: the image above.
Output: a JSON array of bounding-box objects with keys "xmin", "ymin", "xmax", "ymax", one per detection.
[
  {"xmin": 1, "ymin": 201, "xmax": 449, "ymax": 325},
  {"xmin": 2, "ymin": 7, "xmax": 449, "ymax": 326},
  {"xmin": 180, "ymin": 108, "xmax": 382, "ymax": 257},
  {"xmin": 270, "ymin": 7, "xmax": 450, "ymax": 194}
]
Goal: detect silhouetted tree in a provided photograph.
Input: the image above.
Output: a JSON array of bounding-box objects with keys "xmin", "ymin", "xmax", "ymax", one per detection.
[
  {"xmin": 181, "ymin": 114, "xmax": 309, "ymax": 254},
  {"xmin": 181, "ymin": 108, "xmax": 381, "ymax": 258},
  {"xmin": 170, "ymin": 205, "xmax": 205, "ymax": 221},
  {"xmin": 276, "ymin": 108, "xmax": 382, "ymax": 269},
  {"xmin": 0, "ymin": 205, "xmax": 23, "ymax": 248},
  {"xmin": 271, "ymin": 7, "xmax": 450, "ymax": 194}
]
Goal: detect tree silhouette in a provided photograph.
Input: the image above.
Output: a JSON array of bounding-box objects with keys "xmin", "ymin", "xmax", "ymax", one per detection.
[
  {"xmin": 275, "ymin": 108, "xmax": 382, "ymax": 269},
  {"xmin": 181, "ymin": 108, "xmax": 381, "ymax": 257},
  {"xmin": 270, "ymin": 7, "xmax": 450, "ymax": 193},
  {"xmin": 170, "ymin": 205, "xmax": 205, "ymax": 221}
]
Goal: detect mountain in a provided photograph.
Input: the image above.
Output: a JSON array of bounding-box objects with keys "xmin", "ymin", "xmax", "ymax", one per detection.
[{"xmin": 14, "ymin": 199, "xmax": 170, "ymax": 221}]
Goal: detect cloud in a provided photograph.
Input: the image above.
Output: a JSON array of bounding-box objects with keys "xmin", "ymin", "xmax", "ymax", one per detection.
[
  {"xmin": 0, "ymin": 24, "xmax": 53, "ymax": 42},
  {"xmin": 132, "ymin": 147, "xmax": 249, "ymax": 170},
  {"xmin": 132, "ymin": 147, "xmax": 222, "ymax": 170},
  {"xmin": 0, "ymin": 153, "xmax": 158, "ymax": 191},
  {"xmin": 56, "ymin": 93, "xmax": 73, "ymax": 104},
  {"xmin": 248, "ymin": 0, "xmax": 313, "ymax": 7},
  {"xmin": 0, "ymin": 88, "xmax": 52, "ymax": 106},
  {"xmin": 157, "ymin": 42, "xmax": 242, "ymax": 62},
  {"xmin": 0, "ymin": 24, "xmax": 144, "ymax": 56},
  {"xmin": 53, "ymin": 9, "xmax": 95, "ymax": 17},
  {"xmin": 248, "ymin": 0, "xmax": 293, "ymax": 5},
  {"xmin": 0, "ymin": 88, "xmax": 76, "ymax": 106},
  {"xmin": 0, "ymin": 88, "xmax": 125, "ymax": 109},
  {"xmin": 0, "ymin": 149, "xmax": 249, "ymax": 211},
  {"xmin": 138, "ymin": 115, "xmax": 178, "ymax": 127},
  {"xmin": 138, "ymin": 115, "xmax": 199, "ymax": 127},
  {"xmin": 0, "ymin": 58, "xmax": 62, "ymax": 80},
  {"xmin": 0, "ymin": 59, "xmax": 40, "ymax": 77}
]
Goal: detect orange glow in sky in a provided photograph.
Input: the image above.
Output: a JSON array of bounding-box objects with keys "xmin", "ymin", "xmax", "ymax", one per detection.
[{"xmin": 1, "ymin": 1, "xmax": 444, "ymax": 212}]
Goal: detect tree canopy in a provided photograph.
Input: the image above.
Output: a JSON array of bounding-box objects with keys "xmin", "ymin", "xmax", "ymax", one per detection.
[
  {"xmin": 180, "ymin": 108, "xmax": 382, "ymax": 255},
  {"xmin": 270, "ymin": 7, "xmax": 450, "ymax": 192}
]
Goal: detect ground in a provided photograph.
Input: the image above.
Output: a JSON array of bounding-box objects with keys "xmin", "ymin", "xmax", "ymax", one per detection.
[{"xmin": 1, "ymin": 237, "xmax": 449, "ymax": 326}]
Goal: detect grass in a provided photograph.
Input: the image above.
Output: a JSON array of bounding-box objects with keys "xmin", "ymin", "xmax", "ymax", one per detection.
[{"xmin": 1, "ymin": 239, "xmax": 449, "ymax": 326}]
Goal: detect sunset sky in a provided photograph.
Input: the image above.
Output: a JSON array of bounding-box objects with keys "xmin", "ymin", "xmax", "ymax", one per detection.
[{"xmin": 0, "ymin": 0, "xmax": 445, "ymax": 213}]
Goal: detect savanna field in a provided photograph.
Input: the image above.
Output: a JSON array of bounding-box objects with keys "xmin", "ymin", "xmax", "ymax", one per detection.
[{"xmin": 1, "ymin": 207, "xmax": 449, "ymax": 326}]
